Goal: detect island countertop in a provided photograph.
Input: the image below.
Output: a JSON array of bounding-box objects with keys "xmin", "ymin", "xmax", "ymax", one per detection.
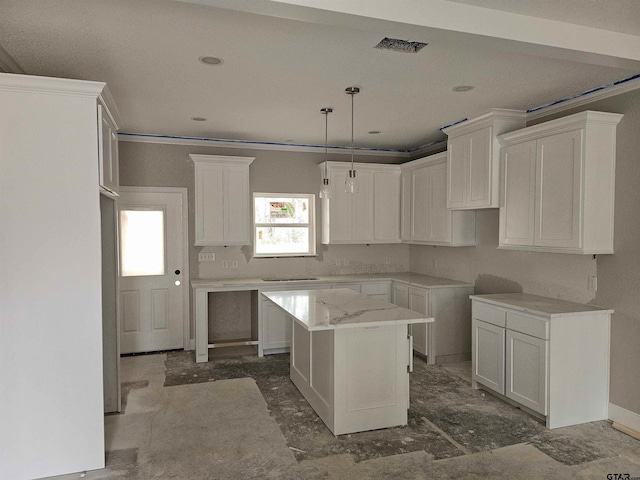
[{"xmin": 262, "ymin": 288, "xmax": 434, "ymax": 331}]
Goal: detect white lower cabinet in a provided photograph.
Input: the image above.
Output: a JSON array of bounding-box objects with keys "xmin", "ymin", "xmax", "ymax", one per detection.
[
  {"xmin": 261, "ymin": 299, "xmax": 292, "ymax": 352},
  {"xmin": 392, "ymin": 279, "xmax": 474, "ymax": 364},
  {"xmin": 471, "ymin": 293, "xmax": 612, "ymax": 428}
]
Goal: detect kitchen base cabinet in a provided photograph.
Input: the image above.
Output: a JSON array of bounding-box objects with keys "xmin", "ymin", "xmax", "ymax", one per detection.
[
  {"xmin": 471, "ymin": 293, "xmax": 612, "ymax": 429},
  {"xmin": 392, "ymin": 277, "xmax": 474, "ymax": 365}
]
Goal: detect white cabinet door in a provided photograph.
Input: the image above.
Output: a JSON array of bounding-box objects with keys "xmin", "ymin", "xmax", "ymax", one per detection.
[
  {"xmin": 467, "ymin": 127, "xmax": 492, "ymax": 208},
  {"xmin": 411, "ymin": 167, "xmax": 430, "ymax": 242},
  {"xmin": 400, "ymin": 170, "xmax": 412, "ymax": 241},
  {"xmin": 98, "ymin": 104, "xmax": 119, "ymax": 195},
  {"xmin": 506, "ymin": 329, "xmax": 548, "ymax": 415},
  {"xmin": 262, "ymin": 300, "xmax": 292, "ymax": 352},
  {"xmin": 408, "ymin": 287, "xmax": 429, "ymax": 357},
  {"xmin": 373, "ymin": 171, "xmax": 400, "ymax": 242},
  {"xmin": 328, "ymin": 169, "xmax": 353, "ymax": 242},
  {"xmin": 447, "ymin": 134, "xmax": 467, "ymax": 209},
  {"xmin": 535, "ymin": 130, "xmax": 582, "ymax": 249},
  {"xmin": 427, "ymin": 161, "xmax": 452, "ymax": 243},
  {"xmin": 392, "ymin": 282, "xmax": 409, "ymax": 308},
  {"xmin": 224, "ymin": 167, "xmax": 250, "ymax": 244},
  {"xmin": 500, "ymin": 140, "xmax": 536, "ymax": 246},
  {"xmin": 472, "ymin": 318, "xmax": 505, "ymax": 394},
  {"xmin": 196, "ymin": 165, "xmax": 224, "ymax": 244},
  {"xmin": 353, "ymin": 171, "xmax": 375, "ymax": 242}
]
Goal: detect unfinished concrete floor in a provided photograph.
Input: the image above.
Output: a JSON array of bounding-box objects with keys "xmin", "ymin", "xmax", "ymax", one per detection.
[{"xmin": 48, "ymin": 353, "xmax": 639, "ymax": 480}]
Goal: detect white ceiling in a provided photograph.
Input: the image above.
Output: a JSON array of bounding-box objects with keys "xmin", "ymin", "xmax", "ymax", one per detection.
[{"xmin": 1, "ymin": 0, "xmax": 639, "ymax": 152}]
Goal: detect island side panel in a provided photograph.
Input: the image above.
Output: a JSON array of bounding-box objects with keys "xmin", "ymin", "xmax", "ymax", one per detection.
[
  {"xmin": 194, "ymin": 288, "xmax": 209, "ymax": 363},
  {"xmin": 290, "ymin": 319, "xmax": 335, "ymax": 432},
  {"xmin": 333, "ymin": 324, "xmax": 409, "ymax": 435}
]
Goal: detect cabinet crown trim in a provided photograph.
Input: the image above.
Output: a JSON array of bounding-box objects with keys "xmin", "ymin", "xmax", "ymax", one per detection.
[
  {"xmin": 401, "ymin": 152, "xmax": 446, "ymax": 170},
  {"xmin": 190, "ymin": 154, "xmax": 255, "ymax": 166},
  {"xmin": 442, "ymin": 108, "xmax": 526, "ymax": 136},
  {"xmin": 498, "ymin": 110, "xmax": 623, "ymax": 146}
]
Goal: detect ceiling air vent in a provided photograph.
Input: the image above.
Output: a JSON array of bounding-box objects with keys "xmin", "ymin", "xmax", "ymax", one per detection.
[{"xmin": 374, "ymin": 37, "xmax": 428, "ymax": 53}]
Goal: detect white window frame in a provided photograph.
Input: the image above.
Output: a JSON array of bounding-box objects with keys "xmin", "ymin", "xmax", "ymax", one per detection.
[{"xmin": 253, "ymin": 193, "xmax": 316, "ymax": 258}]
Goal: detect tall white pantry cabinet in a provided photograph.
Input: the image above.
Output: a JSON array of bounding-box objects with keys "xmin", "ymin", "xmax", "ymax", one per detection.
[{"xmin": 0, "ymin": 74, "xmax": 119, "ymax": 480}]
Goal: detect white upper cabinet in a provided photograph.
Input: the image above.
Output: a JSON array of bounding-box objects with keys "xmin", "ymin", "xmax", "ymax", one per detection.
[
  {"xmin": 321, "ymin": 162, "xmax": 400, "ymax": 244},
  {"xmin": 191, "ymin": 154, "xmax": 254, "ymax": 246},
  {"xmin": 98, "ymin": 103, "xmax": 119, "ymax": 196},
  {"xmin": 443, "ymin": 109, "xmax": 526, "ymax": 210},
  {"xmin": 400, "ymin": 153, "xmax": 476, "ymax": 246},
  {"xmin": 498, "ymin": 111, "xmax": 623, "ymax": 254}
]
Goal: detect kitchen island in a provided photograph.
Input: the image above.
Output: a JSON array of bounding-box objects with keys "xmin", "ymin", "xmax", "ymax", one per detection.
[{"xmin": 262, "ymin": 288, "xmax": 433, "ymax": 436}]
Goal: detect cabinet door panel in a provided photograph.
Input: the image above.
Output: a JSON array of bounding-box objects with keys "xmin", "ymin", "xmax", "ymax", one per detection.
[
  {"xmin": 262, "ymin": 301, "xmax": 291, "ymax": 351},
  {"xmin": 329, "ymin": 170, "xmax": 353, "ymax": 241},
  {"xmin": 408, "ymin": 287, "xmax": 429, "ymax": 356},
  {"xmin": 506, "ymin": 330, "xmax": 547, "ymax": 415},
  {"xmin": 467, "ymin": 127, "xmax": 492, "ymax": 207},
  {"xmin": 354, "ymin": 172, "xmax": 374, "ymax": 242},
  {"xmin": 535, "ymin": 130, "xmax": 582, "ymax": 249},
  {"xmin": 400, "ymin": 171, "xmax": 412, "ymax": 241},
  {"xmin": 500, "ymin": 140, "xmax": 536, "ymax": 246},
  {"xmin": 472, "ymin": 319, "xmax": 505, "ymax": 394},
  {"xmin": 447, "ymin": 136, "xmax": 467, "ymax": 208},
  {"xmin": 225, "ymin": 168, "xmax": 249, "ymax": 243},
  {"xmin": 374, "ymin": 172, "xmax": 400, "ymax": 242},
  {"xmin": 411, "ymin": 168, "xmax": 430, "ymax": 241},
  {"xmin": 197, "ymin": 167, "xmax": 224, "ymax": 244},
  {"xmin": 428, "ymin": 162, "xmax": 452, "ymax": 242}
]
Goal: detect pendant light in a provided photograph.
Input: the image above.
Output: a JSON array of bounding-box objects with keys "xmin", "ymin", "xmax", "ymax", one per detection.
[
  {"xmin": 345, "ymin": 86, "xmax": 359, "ymax": 193},
  {"xmin": 319, "ymin": 107, "xmax": 333, "ymax": 199}
]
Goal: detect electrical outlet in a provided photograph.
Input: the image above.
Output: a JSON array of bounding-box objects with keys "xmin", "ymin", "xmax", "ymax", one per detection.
[
  {"xmin": 231, "ymin": 260, "xmax": 238, "ymax": 269},
  {"xmin": 343, "ymin": 258, "xmax": 350, "ymax": 266},
  {"xmin": 588, "ymin": 276, "xmax": 598, "ymax": 291},
  {"xmin": 433, "ymin": 258, "xmax": 438, "ymax": 268},
  {"xmin": 335, "ymin": 259, "xmax": 341, "ymax": 266},
  {"xmin": 198, "ymin": 252, "xmax": 215, "ymax": 262},
  {"xmin": 222, "ymin": 260, "xmax": 229, "ymax": 269},
  {"xmin": 385, "ymin": 257, "xmax": 391, "ymax": 265}
]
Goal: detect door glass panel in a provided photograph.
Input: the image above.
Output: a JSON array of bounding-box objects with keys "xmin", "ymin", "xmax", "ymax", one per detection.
[{"xmin": 120, "ymin": 210, "xmax": 165, "ymax": 276}]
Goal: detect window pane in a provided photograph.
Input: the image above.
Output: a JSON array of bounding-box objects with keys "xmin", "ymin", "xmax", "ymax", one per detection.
[
  {"xmin": 254, "ymin": 197, "xmax": 309, "ymax": 224},
  {"xmin": 120, "ymin": 210, "xmax": 165, "ymax": 276},
  {"xmin": 255, "ymin": 227, "xmax": 310, "ymax": 255}
]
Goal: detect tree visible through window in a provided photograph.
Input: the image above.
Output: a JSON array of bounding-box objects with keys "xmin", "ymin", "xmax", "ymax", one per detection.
[{"xmin": 253, "ymin": 193, "xmax": 316, "ymax": 257}]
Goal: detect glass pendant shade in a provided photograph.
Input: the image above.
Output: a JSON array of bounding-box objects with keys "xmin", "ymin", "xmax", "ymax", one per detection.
[
  {"xmin": 345, "ymin": 169, "xmax": 358, "ymax": 193},
  {"xmin": 320, "ymin": 108, "xmax": 332, "ymax": 199}
]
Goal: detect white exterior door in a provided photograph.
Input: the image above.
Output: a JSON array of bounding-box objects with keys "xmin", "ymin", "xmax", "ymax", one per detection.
[{"xmin": 118, "ymin": 188, "xmax": 187, "ymax": 354}]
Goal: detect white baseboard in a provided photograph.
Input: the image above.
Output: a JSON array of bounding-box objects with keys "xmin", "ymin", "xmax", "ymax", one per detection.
[{"xmin": 609, "ymin": 403, "xmax": 640, "ymax": 433}]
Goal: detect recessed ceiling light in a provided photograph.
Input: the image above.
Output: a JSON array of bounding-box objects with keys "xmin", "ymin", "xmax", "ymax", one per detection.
[
  {"xmin": 199, "ymin": 56, "xmax": 223, "ymax": 66},
  {"xmin": 452, "ymin": 85, "xmax": 474, "ymax": 92},
  {"xmin": 368, "ymin": 130, "xmax": 381, "ymax": 134},
  {"xmin": 191, "ymin": 117, "xmax": 207, "ymax": 122}
]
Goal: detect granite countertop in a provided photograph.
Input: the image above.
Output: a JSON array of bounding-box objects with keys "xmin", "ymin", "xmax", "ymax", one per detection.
[
  {"xmin": 191, "ymin": 273, "xmax": 473, "ymax": 290},
  {"xmin": 470, "ymin": 293, "xmax": 613, "ymax": 317},
  {"xmin": 262, "ymin": 288, "xmax": 434, "ymax": 331}
]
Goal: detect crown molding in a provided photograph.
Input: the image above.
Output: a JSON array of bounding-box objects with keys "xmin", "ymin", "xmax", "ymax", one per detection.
[
  {"xmin": 527, "ymin": 74, "xmax": 640, "ymax": 121},
  {"xmin": 118, "ymin": 132, "xmax": 411, "ymax": 158},
  {"xmin": 0, "ymin": 72, "xmax": 106, "ymax": 98}
]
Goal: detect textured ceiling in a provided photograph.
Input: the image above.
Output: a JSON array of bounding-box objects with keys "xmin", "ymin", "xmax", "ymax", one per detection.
[{"xmin": 1, "ymin": 0, "xmax": 638, "ymax": 152}]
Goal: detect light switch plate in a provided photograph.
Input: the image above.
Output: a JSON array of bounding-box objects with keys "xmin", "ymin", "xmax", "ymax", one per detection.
[{"xmin": 588, "ymin": 276, "xmax": 598, "ymax": 291}]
